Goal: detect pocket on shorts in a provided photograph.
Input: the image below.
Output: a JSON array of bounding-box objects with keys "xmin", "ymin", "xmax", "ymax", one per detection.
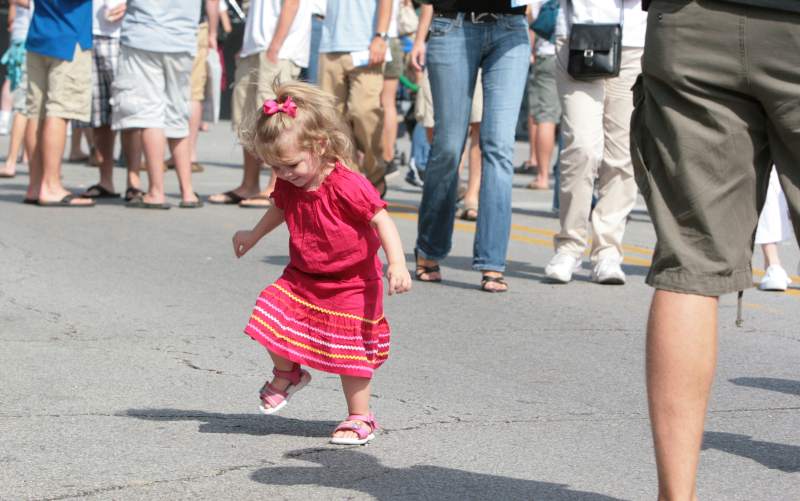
[
  {"xmin": 110, "ymin": 72, "xmax": 142, "ymax": 124},
  {"xmin": 429, "ymin": 17, "xmax": 456, "ymax": 37}
]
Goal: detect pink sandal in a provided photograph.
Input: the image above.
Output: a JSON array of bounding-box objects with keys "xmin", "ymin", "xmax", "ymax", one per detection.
[
  {"xmin": 330, "ymin": 413, "xmax": 379, "ymax": 445},
  {"xmin": 258, "ymin": 364, "xmax": 311, "ymax": 415}
]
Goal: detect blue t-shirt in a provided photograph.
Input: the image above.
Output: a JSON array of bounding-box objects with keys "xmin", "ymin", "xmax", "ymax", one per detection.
[
  {"xmin": 26, "ymin": 0, "xmax": 92, "ymax": 62},
  {"xmin": 319, "ymin": 0, "xmax": 377, "ymax": 53}
]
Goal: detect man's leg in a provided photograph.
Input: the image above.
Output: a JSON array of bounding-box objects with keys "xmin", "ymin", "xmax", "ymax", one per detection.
[
  {"xmin": 348, "ymin": 64, "xmax": 386, "ymax": 187},
  {"xmin": 168, "ymin": 136, "xmax": 198, "ymax": 203},
  {"xmin": 121, "ymin": 128, "xmax": 143, "ymax": 192},
  {"xmin": 2, "ymin": 113, "xmax": 27, "ymax": 176},
  {"xmin": 647, "ymin": 290, "xmax": 717, "ymax": 501},
  {"xmin": 24, "ymin": 118, "xmax": 40, "ymax": 200},
  {"xmin": 93, "ymin": 125, "xmax": 116, "ymax": 191},
  {"xmin": 140, "ymin": 127, "xmax": 167, "ymax": 204},
  {"xmin": 38, "ymin": 117, "xmax": 92, "ymax": 205}
]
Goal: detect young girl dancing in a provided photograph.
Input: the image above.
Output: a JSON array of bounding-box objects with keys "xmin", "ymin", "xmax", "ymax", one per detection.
[{"xmin": 232, "ymin": 81, "xmax": 412, "ymax": 445}]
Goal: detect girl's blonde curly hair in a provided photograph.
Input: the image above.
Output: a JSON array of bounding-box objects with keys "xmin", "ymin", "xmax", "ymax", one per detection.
[{"xmin": 237, "ymin": 80, "xmax": 355, "ymax": 168}]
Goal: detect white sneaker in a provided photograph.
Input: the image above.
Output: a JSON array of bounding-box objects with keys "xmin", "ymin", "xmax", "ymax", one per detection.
[
  {"xmin": 592, "ymin": 258, "xmax": 626, "ymax": 285},
  {"xmin": 545, "ymin": 253, "xmax": 582, "ymax": 283},
  {"xmin": 759, "ymin": 265, "xmax": 791, "ymax": 291}
]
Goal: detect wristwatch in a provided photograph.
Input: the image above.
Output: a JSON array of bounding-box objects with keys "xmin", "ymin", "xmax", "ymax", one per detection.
[{"xmin": 373, "ymin": 32, "xmax": 389, "ymax": 41}]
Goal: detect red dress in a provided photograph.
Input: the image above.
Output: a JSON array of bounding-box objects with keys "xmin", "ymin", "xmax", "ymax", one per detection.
[{"xmin": 244, "ymin": 162, "xmax": 390, "ymax": 378}]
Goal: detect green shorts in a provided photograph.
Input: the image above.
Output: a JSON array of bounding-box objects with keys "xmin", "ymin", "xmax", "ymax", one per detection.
[
  {"xmin": 383, "ymin": 37, "xmax": 404, "ymax": 79},
  {"xmin": 526, "ymin": 55, "xmax": 560, "ymax": 124},
  {"xmin": 631, "ymin": 0, "xmax": 800, "ymax": 296}
]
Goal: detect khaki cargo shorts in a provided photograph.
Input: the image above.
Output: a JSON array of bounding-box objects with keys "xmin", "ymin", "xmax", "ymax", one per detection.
[
  {"xmin": 230, "ymin": 53, "xmax": 301, "ymax": 130},
  {"xmin": 631, "ymin": 0, "xmax": 800, "ymax": 296},
  {"xmin": 526, "ymin": 55, "xmax": 560, "ymax": 124},
  {"xmin": 416, "ymin": 68, "xmax": 483, "ymax": 128},
  {"xmin": 26, "ymin": 45, "xmax": 92, "ymax": 121}
]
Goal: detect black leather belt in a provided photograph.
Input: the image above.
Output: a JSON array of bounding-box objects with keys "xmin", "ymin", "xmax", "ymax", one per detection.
[{"xmin": 434, "ymin": 11, "xmax": 501, "ymax": 23}]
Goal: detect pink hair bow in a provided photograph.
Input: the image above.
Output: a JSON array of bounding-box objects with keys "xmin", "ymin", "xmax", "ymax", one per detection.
[{"xmin": 263, "ymin": 96, "xmax": 298, "ymax": 118}]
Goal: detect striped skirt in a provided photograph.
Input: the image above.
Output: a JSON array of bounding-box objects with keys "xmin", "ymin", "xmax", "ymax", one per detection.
[{"xmin": 244, "ymin": 278, "xmax": 391, "ymax": 378}]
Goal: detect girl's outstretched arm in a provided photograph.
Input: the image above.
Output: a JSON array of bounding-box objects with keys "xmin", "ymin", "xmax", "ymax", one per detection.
[
  {"xmin": 371, "ymin": 209, "xmax": 412, "ymax": 295},
  {"xmin": 232, "ymin": 206, "xmax": 285, "ymax": 258}
]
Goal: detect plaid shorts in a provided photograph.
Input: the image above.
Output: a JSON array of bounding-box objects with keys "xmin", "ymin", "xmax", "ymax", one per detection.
[{"xmin": 85, "ymin": 36, "xmax": 120, "ymax": 128}]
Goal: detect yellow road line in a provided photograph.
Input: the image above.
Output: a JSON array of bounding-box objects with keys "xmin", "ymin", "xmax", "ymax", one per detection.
[{"xmin": 388, "ymin": 207, "xmax": 800, "ymax": 297}]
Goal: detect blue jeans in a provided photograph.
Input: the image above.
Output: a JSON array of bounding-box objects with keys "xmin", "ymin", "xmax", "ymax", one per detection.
[
  {"xmin": 305, "ymin": 15, "xmax": 324, "ymax": 84},
  {"xmin": 410, "ymin": 121, "xmax": 430, "ymax": 172},
  {"xmin": 415, "ymin": 14, "xmax": 530, "ymax": 272}
]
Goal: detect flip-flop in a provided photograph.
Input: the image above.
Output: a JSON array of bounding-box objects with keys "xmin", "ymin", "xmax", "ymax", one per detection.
[
  {"xmin": 125, "ymin": 195, "xmax": 170, "ymax": 210},
  {"xmin": 179, "ymin": 192, "xmax": 204, "ymax": 208},
  {"xmin": 459, "ymin": 206, "xmax": 478, "ymax": 221},
  {"xmin": 81, "ymin": 184, "xmax": 120, "ymax": 199},
  {"xmin": 37, "ymin": 194, "xmax": 95, "ymax": 207},
  {"xmin": 67, "ymin": 155, "xmax": 90, "ymax": 163},
  {"xmin": 208, "ymin": 190, "xmax": 245, "ymax": 205},
  {"xmin": 0, "ymin": 172, "xmax": 15, "ymax": 178},
  {"xmin": 124, "ymin": 186, "xmax": 145, "ymax": 201},
  {"xmin": 23, "ymin": 197, "xmax": 38, "ymax": 205},
  {"xmin": 238, "ymin": 195, "xmax": 272, "ymax": 208}
]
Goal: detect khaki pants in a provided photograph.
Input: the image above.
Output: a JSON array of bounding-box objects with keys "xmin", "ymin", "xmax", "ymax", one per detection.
[
  {"xmin": 231, "ymin": 53, "xmax": 301, "ymax": 129},
  {"xmin": 190, "ymin": 23, "xmax": 209, "ymax": 101},
  {"xmin": 318, "ymin": 52, "xmax": 384, "ymax": 185},
  {"xmin": 554, "ymin": 43, "xmax": 642, "ymax": 263}
]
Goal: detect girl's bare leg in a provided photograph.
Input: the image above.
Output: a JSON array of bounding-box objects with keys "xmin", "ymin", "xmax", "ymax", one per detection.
[{"xmin": 333, "ymin": 375, "xmax": 372, "ymax": 439}]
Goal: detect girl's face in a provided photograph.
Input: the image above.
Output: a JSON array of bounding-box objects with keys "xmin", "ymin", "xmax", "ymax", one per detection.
[{"xmin": 269, "ymin": 143, "xmax": 326, "ymax": 190}]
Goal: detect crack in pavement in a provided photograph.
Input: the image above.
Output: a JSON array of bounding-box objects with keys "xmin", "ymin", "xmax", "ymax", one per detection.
[{"xmin": 32, "ymin": 460, "xmax": 277, "ymax": 501}]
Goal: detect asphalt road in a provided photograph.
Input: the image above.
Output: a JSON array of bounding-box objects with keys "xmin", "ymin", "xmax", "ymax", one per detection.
[{"xmin": 1, "ymin": 125, "xmax": 799, "ymax": 500}]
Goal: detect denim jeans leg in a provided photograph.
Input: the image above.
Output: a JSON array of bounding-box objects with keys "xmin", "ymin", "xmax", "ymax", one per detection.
[
  {"xmin": 416, "ymin": 16, "xmax": 481, "ymax": 261},
  {"xmin": 472, "ymin": 16, "xmax": 531, "ymax": 272}
]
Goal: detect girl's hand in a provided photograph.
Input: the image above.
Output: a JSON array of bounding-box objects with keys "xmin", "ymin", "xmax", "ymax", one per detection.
[
  {"xmin": 386, "ymin": 263, "xmax": 412, "ymax": 295},
  {"xmin": 232, "ymin": 230, "xmax": 258, "ymax": 258},
  {"xmin": 106, "ymin": 3, "xmax": 127, "ymax": 23}
]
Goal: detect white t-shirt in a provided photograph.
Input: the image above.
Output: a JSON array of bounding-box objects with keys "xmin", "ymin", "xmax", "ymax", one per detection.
[
  {"xmin": 240, "ymin": 0, "xmax": 313, "ymax": 67},
  {"xmin": 556, "ymin": 0, "xmax": 647, "ymax": 48},
  {"xmin": 387, "ymin": 0, "xmax": 399, "ymax": 38},
  {"xmin": 93, "ymin": 0, "xmax": 127, "ymax": 38}
]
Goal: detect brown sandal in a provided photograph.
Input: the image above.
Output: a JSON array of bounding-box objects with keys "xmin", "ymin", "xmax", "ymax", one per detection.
[
  {"xmin": 480, "ymin": 274, "xmax": 508, "ymax": 293},
  {"xmin": 414, "ymin": 249, "xmax": 442, "ymax": 282}
]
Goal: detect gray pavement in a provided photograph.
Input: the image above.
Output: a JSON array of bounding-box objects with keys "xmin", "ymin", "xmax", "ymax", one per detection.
[{"xmin": 1, "ymin": 124, "xmax": 799, "ymax": 500}]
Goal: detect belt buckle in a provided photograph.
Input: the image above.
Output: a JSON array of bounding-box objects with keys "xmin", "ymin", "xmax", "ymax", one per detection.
[{"xmin": 471, "ymin": 12, "xmax": 497, "ymax": 24}]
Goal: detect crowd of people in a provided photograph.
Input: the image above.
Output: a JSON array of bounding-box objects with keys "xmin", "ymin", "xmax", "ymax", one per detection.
[{"xmin": 2, "ymin": 0, "xmax": 799, "ymax": 499}]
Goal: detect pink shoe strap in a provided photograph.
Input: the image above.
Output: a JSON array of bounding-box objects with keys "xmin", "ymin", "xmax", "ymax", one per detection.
[
  {"xmin": 272, "ymin": 364, "xmax": 302, "ymax": 385},
  {"xmin": 260, "ymin": 382, "xmax": 288, "ymax": 408},
  {"xmin": 335, "ymin": 413, "xmax": 379, "ymax": 436}
]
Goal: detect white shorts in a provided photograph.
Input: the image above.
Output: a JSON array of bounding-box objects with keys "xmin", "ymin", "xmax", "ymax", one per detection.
[{"xmin": 111, "ymin": 45, "xmax": 193, "ymax": 138}]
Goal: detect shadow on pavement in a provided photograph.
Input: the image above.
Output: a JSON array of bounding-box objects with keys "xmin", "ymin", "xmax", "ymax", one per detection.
[
  {"xmin": 121, "ymin": 408, "xmax": 336, "ymax": 438},
  {"xmin": 702, "ymin": 431, "xmax": 800, "ymax": 473},
  {"xmin": 729, "ymin": 377, "xmax": 800, "ymax": 397},
  {"xmin": 251, "ymin": 448, "xmax": 626, "ymax": 501}
]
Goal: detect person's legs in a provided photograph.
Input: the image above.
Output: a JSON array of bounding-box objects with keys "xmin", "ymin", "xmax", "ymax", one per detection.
[
  {"xmin": 24, "ymin": 119, "xmax": 41, "ymax": 200},
  {"xmin": 472, "ymin": 15, "xmax": 530, "ymax": 283},
  {"xmin": 187, "ymin": 22, "xmax": 209, "ymax": 167},
  {"xmin": 93, "ymin": 125, "xmax": 116, "ymax": 191},
  {"xmin": 380, "ymin": 77, "xmax": 399, "ymax": 165},
  {"xmin": 416, "ymin": 15, "xmax": 479, "ymax": 274},
  {"xmin": 589, "ymin": 48, "xmax": 642, "ymax": 265},
  {"xmin": 140, "ymin": 127, "xmax": 167, "ymax": 203},
  {"xmin": 188, "ymin": 100, "xmax": 203, "ymax": 164},
  {"xmin": 463, "ymin": 122, "xmax": 481, "ymax": 212},
  {"xmin": 526, "ymin": 116, "xmax": 537, "ymax": 168},
  {"xmin": 121, "ymin": 128, "xmax": 142, "ymax": 192},
  {"xmin": 647, "ymin": 290, "xmax": 718, "ymax": 501},
  {"xmin": 552, "ymin": 39, "xmax": 604, "ymax": 261},
  {"xmin": 163, "ymin": 51, "xmax": 198, "ymax": 203},
  {"xmin": 631, "ymin": 3, "xmax": 787, "ymax": 497},
  {"xmin": 1, "ymin": 113, "xmax": 27, "ymax": 175},
  {"xmin": 68, "ymin": 124, "xmax": 89, "ymax": 161},
  {"xmin": 332, "ymin": 375, "xmax": 372, "ymax": 440},
  {"xmin": 531, "ymin": 122, "xmax": 555, "ymax": 188},
  {"xmin": 38, "ymin": 117, "xmax": 90, "ymax": 204},
  {"xmin": 348, "ymin": 64, "xmax": 386, "ymax": 187}
]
